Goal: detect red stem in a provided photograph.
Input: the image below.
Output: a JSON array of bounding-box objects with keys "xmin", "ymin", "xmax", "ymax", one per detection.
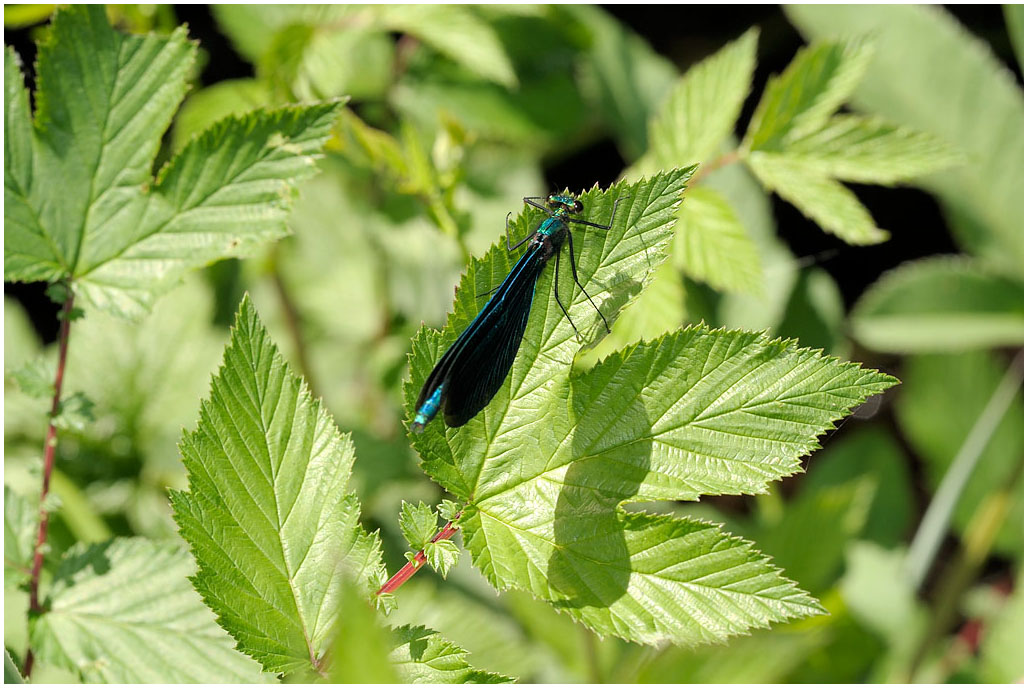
[
  {"xmin": 377, "ymin": 518, "xmax": 460, "ymax": 596},
  {"xmin": 23, "ymin": 289, "xmax": 75, "ymax": 678}
]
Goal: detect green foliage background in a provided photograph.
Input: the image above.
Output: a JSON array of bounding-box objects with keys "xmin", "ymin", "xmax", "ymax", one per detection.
[{"xmin": 4, "ymin": 4, "xmax": 1023, "ymax": 684}]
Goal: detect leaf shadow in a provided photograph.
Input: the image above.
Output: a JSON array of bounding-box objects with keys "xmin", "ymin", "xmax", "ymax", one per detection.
[{"xmin": 546, "ymin": 389, "xmax": 652, "ymax": 612}]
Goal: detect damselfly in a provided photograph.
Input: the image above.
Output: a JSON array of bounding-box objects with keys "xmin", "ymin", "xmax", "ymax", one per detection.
[{"xmin": 411, "ymin": 193, "xmax": 626, "ymax": 432}]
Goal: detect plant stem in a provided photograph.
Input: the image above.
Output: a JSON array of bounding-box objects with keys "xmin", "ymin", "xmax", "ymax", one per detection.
[
  {"xmin": 692, "ymin": 150, "xmax": 741, "ymax": 184},
  {"xmin": 376, "ymin": 518, "xmax": 460, "ymax": 596},
  {"xmin": 270, "ymin": 250, "xmax": 319, "ymax": 398},
  {"xmin": 23, "ymin": 289, "xmax": 76, "ymax": 678},
  {"xmin": 904, "ymin": 351, "xmax": 1023, "ymax": 589}
]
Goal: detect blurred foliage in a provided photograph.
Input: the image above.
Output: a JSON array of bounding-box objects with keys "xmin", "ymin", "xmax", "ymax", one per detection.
[{"xmin": 4, "ymin": 3, "xmax": 1023, "ymax": 684}]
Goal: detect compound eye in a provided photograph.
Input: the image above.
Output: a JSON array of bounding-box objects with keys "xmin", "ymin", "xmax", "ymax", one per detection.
[{"xmin": 572, "ymin": 200, "xmax": 583, "ymax": 213}]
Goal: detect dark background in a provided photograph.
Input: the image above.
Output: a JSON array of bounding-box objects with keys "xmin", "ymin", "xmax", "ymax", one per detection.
[{"xmin": 4, "ymin": 5, "xmax": 1018, "ymax": 340}]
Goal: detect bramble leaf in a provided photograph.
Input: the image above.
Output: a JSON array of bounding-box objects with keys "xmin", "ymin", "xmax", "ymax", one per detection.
[
  {"xmin": 747, "ymin": 153, "xmax": 889, "ymax": 244},
  {"xmin": 171, "ymin": 297, "xmax": 386, "ymax": 674},
  {"xmin": 649, "ymin": 29, "xmax": 758, "ymax": 169},
  {"xmin": 744, "ymin": 40, "xmax": 873, "ymax": 152},
  {"xmin": 29, "ymin": 538, "xmax": 269, "ymax": 683},
  {"xmin": 399, "ymin": 501, "xmax": 438, "ymax": 550},
  {"xmin": 389, "ymin": 626, "xmax": 514, "ymax": 683},
  {"xmin": 4, "ymin": 6, "xmax": 343, "ymax": 318},
  {"xmin": 786, "ymin": 5, "xmax": 1024, "ymax": 275},
  {"xmin": 781, "ymin": 115, "xmax": 962, "ymax": 185},
  {"xmin": 407, "ymin": 168, "xmax": 897, "ymax": 645},
  {"xmin": 676, "ymin": 186, "xmax": 762, "ymax": 293},
  {"xmin": 4, "ymin": 485, "xmax": 36, "ymax": 588}
]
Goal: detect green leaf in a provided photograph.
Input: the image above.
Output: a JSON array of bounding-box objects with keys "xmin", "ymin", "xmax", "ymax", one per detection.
[
  {"xmin": 850, "ymin": 256, "xmax": 1024, "ymax": 353},
  {"xmin": 781, "ymin": 115, "xmax": 963, "ymax": 185},
  {"xmin": 649, "ymin": 28, "xmax": 758, "ymax": 168},
  {"xmin": 785, "ymin": 5, "xmax": 1024, "ymax": 276},
  {"xmin": 437, "ymin": 499, "xmax": 461, "ymax": 523},
  {"xmin": 29, "ymin": 538, "xmax": 268, "ymax": 683},
  {"xmin": 170, "ymin": 296, "xmax": 386, "ymax": 674},
  {"xmin": 568, "ymin": 5, "xmax": 678, "ymax": 159},
  {"xmin": 3, "ymin": 649, "xmax": 23, "ymax": 684},
  {"xmin": 576, "ymin": 259, "xmax": 688, "ymax": 370},
  {"xmin": 7, "ymin": 357, "xmax": 54, "ymax": 399},
  {"xmin": 840, "ymin": 542, "xmax": 926, "ymax": 673},
  {"xmin": 4, "ymin": 6, "xmax": 344, "ymax": 318},
  {"xmin": 895, "ymin": 351, "xmax": 1023, "ymax": 555},
  {"xmin": 802, "ymin": 428, "xmax": 915, "ymax": 548},
  {"xmin": 755, "ymin": 478, "xmax": 876, "ymax": 594},
  {"xmin": 776, "ymin": 267, "xmax": 846, "ymax": 357},
  {"xmin": 329, "ymin": 576, "xmax": 400, "ymax": 683},
  {"xmin": 376, "ymin": 5, "xmax": 517, "ymax": 88},
  {"xmin": 389, "ymin": 626, "xmax": 514, "ymax": 683},
  {"xmin": 407, "ymin": 168, "xmax": 896, "ymax": 645},
  {"xmin": 51, "ymin": 391, "xmax": 94, "ymax": 432},
  {"xmin": 171, "ymin": 78, "xmax": 271, "ymax": 151},
  {"xmin": 747, "ymin": 153, "xmax": 888, "ymax": 244},
  {"xmin": 676, "ymin": 186, "xmax": 762, "ymax": 294},
  {"xmin": 424, "ymin": 540, "xmax": 460, "ymax": 578},
  {"xmin": 4, "ymin": 485, "xmax": 36, "ymax": 588},
  {"xmin": 745, "ymin": 39, "xmax": 873, "ymax": 152},
  {"xmin": 399, "ymin": 501, "xmax": 438, "ymax": 550},
  {"xmin": 635, "ymin": 624, "xmax": 827, "ymax": 683}
]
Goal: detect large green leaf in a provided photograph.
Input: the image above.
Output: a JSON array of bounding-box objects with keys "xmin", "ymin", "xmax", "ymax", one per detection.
[
  {"xmin": 648, "ymin": 28, "xmax": 758, "ymax": 169},
  {"xmin": 170, "ymin": 297, "xmax": 385, "ymax": 674},
  {"xmin": 850, "ymin": 256, "xmax": 1024, "ymax": 353},
  {"xmin": 4, "ymin": 6, "xmax": 343, "ymax": 318},
  {"xmin": 785, "ymin": 5, "xmax": 1025, "ymax": 275},
  {"xmin": 29, "ymin": 538, "xmax": 268, "ymax": 683},
  {"xmin": 406, "ymin": 168, "xmax": 897, "ymax": 645}
]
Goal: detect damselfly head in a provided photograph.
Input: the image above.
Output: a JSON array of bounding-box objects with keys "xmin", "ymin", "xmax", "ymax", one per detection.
[{"xmin": 547, "ymin": 194, "xmax": 583, "ymax": 214}]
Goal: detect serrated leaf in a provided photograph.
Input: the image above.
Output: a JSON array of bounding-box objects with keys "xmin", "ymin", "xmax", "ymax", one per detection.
[
  {"xmin": 650, "ymin": 28, "xmax": 758, "ymax": 168},
  {"xmin": 7, "ymin": 357, "xmax": 54, "ymax": 399},
  {"xmin": 29, "ymin": 538, "xmax": 268, "ymax": 683},
  {"xmin": 782, "ymin": 115, "xmax": 962, "ymax": 184},
  {"xmin": 424, "ymin": 540, "xmax": 460, "ymax": 578},
  {"xmin": 406, "ymin": 169, "xmax": 896, "ymax": 646},
  {"xmin": 676, "ymin": 186, "xmax": 762, "ymax": 294},
  {"xmin": 399, "ymin": 501, "xmax": 438, "ymax": 550},
  {"xmin": 3, "ymin": 649, "xmax": 23, "ymax": 684},
  {"xmin": 389, "ymin": 625, "xmax": 514, "ymax": 683},
  {"xmin": 850, "ymin": 256, "xmax": 1024, "ymax": 353},
  {"xmin": 171, "ymin": 296, "xmax": 385, "ymax": 674},
  {"xmin": 785, "ymin": 5, "xmax": 1024, "ymax": 276},
  {"xmin": 4, "ymin": 6, "xmax": 343, "ymax": 318},
  {"xmin": 4, "ymin": 485, "xmax": 36, "ymax": 588},
  {"xmin": 51, "ymin": 391, "xmax": 94, "ymax": 432},
  {"xmin": 748, "ymin": 153, "xmax": 888, "ymax": 244},
  {"xmin": 745, "ymin": 39, "xmax": 873, "ymax": 152},
  {"xmin": 436, "ymin": 499, "xmax": 461, "ymax": 523}
]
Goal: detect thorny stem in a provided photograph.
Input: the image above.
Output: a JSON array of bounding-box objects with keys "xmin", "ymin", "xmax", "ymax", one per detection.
[
  {"xmin": 376, "ymin": 517, "xmax": 461, "ymax": 596},
  {"xmin": 23, "ymin": 289, "xmax": 76, "ymax": 678}
]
